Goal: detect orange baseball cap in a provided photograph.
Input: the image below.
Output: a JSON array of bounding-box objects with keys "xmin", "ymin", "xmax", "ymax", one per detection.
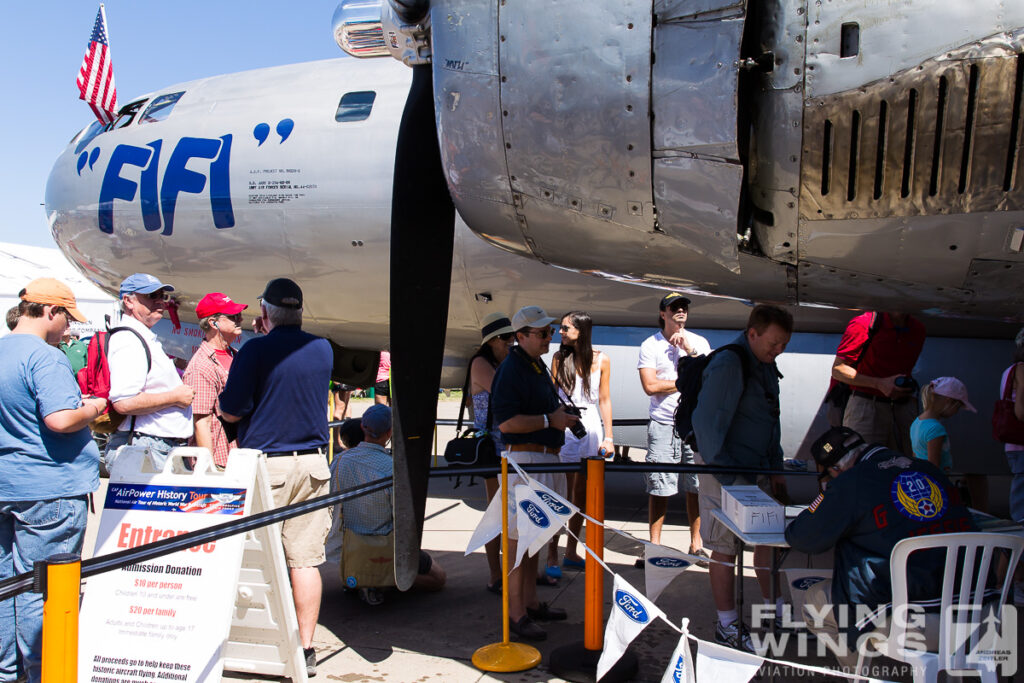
[{"xmin": 20, "ymin": 278, "xmax": 88, "ymax": 322}]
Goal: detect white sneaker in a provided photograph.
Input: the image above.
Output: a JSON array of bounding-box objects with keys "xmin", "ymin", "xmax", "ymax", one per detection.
[{"xmin": 715, "ymin": 619, "xmax": 755, "ymax": 653}]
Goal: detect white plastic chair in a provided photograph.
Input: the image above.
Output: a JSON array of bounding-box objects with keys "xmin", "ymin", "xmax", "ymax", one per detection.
[{"xmin": 856, "ymin": 532, "xmax": 1024, "ymax": 682}]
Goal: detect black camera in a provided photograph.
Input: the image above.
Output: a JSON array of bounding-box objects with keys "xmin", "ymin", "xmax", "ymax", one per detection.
[
  {"xmin": 894, "ymin": 376, "xmax": 919, "ymax": 392},
  {"xmin": 564, "ymin": 406, "xmax": 587, "ymax": 439}
]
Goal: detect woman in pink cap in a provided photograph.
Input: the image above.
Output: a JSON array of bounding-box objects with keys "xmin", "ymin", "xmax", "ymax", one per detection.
[{"xmin": 910, "ymin": 376, "xmax": 976, "ymax": 473}]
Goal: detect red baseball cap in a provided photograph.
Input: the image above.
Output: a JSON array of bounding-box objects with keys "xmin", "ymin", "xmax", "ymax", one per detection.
[{"xmin": 195, "ymin": 293, "xmax": 248, "ymax": 319}]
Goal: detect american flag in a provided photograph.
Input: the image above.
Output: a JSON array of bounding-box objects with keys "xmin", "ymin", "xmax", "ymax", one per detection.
[{"xmin": 76, "ymin": 5, "xmax": 118, "ymax": 125}]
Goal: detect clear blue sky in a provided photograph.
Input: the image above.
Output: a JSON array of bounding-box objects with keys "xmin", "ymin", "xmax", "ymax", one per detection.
[{"xmin": 4, "ymin": 2, "xmax": 343, "ymax": 248}]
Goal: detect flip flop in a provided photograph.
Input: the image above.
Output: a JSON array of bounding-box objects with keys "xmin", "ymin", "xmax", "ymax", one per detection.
[
  {"xmin": 546, "ymin": 564, "xmax": 562, "ymax": 579},
  {"xmin": 536, "ymin": 573, "xmax": 558, "ymax": 586},
  {"xmin": 486, "ymin": 579, "xmax": 502, "ymax": 595},
  {"xmin": 561, "ymin": 557, "xmax": 585, "ymax": 570}
]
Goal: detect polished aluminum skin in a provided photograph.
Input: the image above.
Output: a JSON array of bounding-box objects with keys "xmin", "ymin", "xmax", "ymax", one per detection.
[
  {"xmin": 46, "ymin": 57, "xmax": 781, "ymax": 387},
  {"xmin": 391, "ymin": 0, "xmax": 1024, "ymax": 320}
]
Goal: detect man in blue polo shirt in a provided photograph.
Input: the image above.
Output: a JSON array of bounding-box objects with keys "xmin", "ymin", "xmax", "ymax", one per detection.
[
  {"xmin": 491, "ymin": 305, "xmax": 580, "ymax": 642},
  {"xmin": 219, "ymin": 278, "xmax": 332, "ymax": 677}
]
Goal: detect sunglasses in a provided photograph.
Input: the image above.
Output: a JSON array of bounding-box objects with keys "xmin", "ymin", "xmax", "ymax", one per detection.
[
  {"xmin": 667, "ymin": 302, "xmax": 689, "ymax": 312},
  {"xmin": 218, "ymin": 313, "xmax": 243, "ymax": 324},
  {"xmin": 497, "ymin": 332, "xmax": 514, "ymax": 341},
  {"xmin": 525, "ymin": 327, "xmax": 554, "ymax": 339},
  {"xmin": 559, "ymin": 324, "xmax": 571, "ymax": 332},
  {"xmin": 136, "ymin": 291, "xmax": 170, "ymax": 303}
]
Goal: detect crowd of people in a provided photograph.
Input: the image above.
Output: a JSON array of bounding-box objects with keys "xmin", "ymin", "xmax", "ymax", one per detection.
[
  {"xmin": 3, "ymin": 271, "xmax": 1024, "ymax": 679},
  {"xmin": 472, "ymin": 296, "xmax": 1024, "ymax": 672}
]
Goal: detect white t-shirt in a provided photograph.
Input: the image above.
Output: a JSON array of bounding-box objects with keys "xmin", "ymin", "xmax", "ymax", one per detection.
[
  {"xmin": 637, "ymin": 329, "xmax": 711, "ymax": 424},
  {"xmin": 108, "ymin": 315, "xmax": 193, "ymax": 439}
]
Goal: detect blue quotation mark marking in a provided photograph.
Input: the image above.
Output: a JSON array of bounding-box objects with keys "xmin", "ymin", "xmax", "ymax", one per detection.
[{"xmin": 253, "ymin": 119, "xmax": 294, "ymax": 146}]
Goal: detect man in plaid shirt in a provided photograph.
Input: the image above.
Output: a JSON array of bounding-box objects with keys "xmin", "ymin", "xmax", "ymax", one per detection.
[{"xmin": 182, "ymin": 292, "xmax": 247, "ymax": 467}]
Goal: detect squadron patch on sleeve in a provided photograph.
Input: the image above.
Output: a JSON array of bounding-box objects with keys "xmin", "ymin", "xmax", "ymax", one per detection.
[{"xmin": 808, "ymin": 493, "xmax": 824, "ymax": 513}]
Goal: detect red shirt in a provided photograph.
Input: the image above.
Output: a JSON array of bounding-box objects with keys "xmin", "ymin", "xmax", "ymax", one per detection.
[
  {"xmin": 835, "ymin": 312, "xmax": 926, "ymax": 397},
  {"xmin": 182, "ymin": 340, "xmax": 236, "ymax": 466}
]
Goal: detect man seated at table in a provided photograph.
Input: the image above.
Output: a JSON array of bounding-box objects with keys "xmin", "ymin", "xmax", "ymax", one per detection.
[{"xmin": 785, "ymin": 426, "xmax": 977, "ymax": 674}]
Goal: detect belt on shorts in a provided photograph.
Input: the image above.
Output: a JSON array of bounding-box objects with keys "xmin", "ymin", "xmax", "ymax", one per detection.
[
  {"xmin": 131, "ymin": 433, "xmax": 188, "ymax": 446},
  {"xmin": 264, "ymin": 448, "xmax": 325, "ymax": 458},
  {"xmin": 851, "ymin": 389, "xmax": 911, "ymax": 404},
  {"xmin": 507, "ymin": 443, "xmax": 561, "ymax": 455}
]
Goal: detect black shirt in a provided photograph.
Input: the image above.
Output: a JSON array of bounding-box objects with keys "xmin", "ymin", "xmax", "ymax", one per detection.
[{"xmin": 491, "ymin": 346, "xmax": 565, "ymax": 449}]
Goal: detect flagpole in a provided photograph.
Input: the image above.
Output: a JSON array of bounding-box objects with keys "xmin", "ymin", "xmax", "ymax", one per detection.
[{"xmin": 472, "ymin": 452, "xmax": 540, "ymax": 672}]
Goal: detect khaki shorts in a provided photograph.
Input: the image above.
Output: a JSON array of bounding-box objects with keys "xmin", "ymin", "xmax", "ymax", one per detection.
[
  {"xmin": 504, "ymin": 449, "xmax": 566, "ymax": 541},
  {"xmin": 267, "ymin": 452, "xmax": 332, "ymax": 567},
  {"xmin": 694, "ymin": 453, "xmax": 770, "ymax": 556}
]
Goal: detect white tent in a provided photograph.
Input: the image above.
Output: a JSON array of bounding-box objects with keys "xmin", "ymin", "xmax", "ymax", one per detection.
[{"xmin": 0, "ymin": 242, "xmax": 117, "ymax": 338}]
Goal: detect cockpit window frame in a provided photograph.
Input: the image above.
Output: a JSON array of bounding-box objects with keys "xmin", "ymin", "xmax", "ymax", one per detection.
[
  {"xmin": 110, "ymin": 99, "xmax": 149, "ymax": 130},
  {"xmin": 139, "ymin": 92, "xmax": 185, "ymax": 125},
  {"xmin": 72, "ymin": 120, "xmax": 107, "ymax": 154},
  {"xmin": 335, "ymin": 90, "xmax": 377, "ymax": 123}
]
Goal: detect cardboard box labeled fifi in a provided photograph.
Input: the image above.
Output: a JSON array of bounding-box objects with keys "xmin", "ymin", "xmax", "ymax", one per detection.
[{"xmin": 721, "ymin": 485, "xmax": 784, "ymax": 533}]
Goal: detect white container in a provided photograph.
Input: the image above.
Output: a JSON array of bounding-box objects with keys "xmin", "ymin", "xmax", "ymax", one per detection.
[{"xmin": 721, "ymin": 485, "xmax": 784, "ymax": 533}]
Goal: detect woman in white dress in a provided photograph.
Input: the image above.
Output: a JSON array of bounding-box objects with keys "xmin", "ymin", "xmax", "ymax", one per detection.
[{"xmin": 545, "ymin": 311, "xmax": 613, "ymax": 571}]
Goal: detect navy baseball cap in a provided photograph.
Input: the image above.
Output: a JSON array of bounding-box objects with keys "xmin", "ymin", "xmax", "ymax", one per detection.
[
  {"xmin": 361, "ymin": 404, "xmax": 392, "ymax": 439},
  {"xmin": 259, "ymin": 278, "xmax": 303, "ymax": 309},
  {"xmin": 659, "ymin": 292, "xmax": 691, "ymax": 310},
  {"xmin": 810, "ymin": 426, "xmax": 866, "ymax": 471},
  {"xmin": 119, "ymin": 273, "xmax": 174, "ymax": 297}
]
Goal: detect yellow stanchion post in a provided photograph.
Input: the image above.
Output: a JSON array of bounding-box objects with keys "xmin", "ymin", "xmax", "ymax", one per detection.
[
  {"xmin": 41, "ymin": 553, "xmax": 81, "ymax": 683},
  {"xmin": 472, "ymin": 454, "xmax": 541, "ymax": 672}
]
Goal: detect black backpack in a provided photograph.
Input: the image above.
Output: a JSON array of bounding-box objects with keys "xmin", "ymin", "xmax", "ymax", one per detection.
[{"xmin": 673, "ymin": 344, "xmax": 749, "ymax": 446}]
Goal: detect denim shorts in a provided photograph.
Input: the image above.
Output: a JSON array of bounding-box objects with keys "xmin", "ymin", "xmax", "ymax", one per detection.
[
  {"xmin": 104, "ymin": 431, "xmax": 186, "ymax": 473},
  {"xmin": 644, "ymin": 420, "xmax": 699, "ymax": 496},
  {"xmin": 0, "ymin": 496, "xmax": 88, "ymax": 683}
]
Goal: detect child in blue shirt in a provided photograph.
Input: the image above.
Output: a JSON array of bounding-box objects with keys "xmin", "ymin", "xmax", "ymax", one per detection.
[{"xmin": 910, "ymin": 376, "xmax": 976, "ymax": 473}]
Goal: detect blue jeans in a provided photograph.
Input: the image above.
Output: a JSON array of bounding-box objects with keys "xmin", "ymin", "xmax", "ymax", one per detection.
[
  {"xmin": 0, "ymin": 497, "xmax": 88, "ymax": 683},
  {"xmin": 104, "ymin": 431, "xmax": 182, "ymax": 472}
]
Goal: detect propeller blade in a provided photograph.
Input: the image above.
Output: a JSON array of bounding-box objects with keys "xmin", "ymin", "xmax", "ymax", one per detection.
[{"xmin": 390, "ymin": 62, "xmax": 455, "ymax": 590}]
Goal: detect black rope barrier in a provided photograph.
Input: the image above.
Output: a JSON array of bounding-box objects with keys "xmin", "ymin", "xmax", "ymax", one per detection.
[
  {"xmin": 328, "ymin": 417, "xmax": 651, "ymax": 429},
  {"xmin": 0, "ymin": 460, "xmax": 812, "ymax": 602},
  {"xmin": 0, "ymin": 476, "xmax": 392, "ymax": 602}
]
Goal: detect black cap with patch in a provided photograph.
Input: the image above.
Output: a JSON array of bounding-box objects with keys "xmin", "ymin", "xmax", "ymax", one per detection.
[
  {"xmin": 659, "ymin": 292, "xmax": 691, "ymax": 310},
  {"xmin": 810, "ymin": 426, "xmax": 866, "ymax": 470}
]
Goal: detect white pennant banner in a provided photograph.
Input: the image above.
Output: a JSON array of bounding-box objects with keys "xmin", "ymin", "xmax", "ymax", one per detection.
[
  {"xmin": 597, "ymin": 574, "xmax": 667, "ymax": 681},
  {"xmin": 660, "ymin": 619, "xmax": 696, "ymax": 683},
  {"xmin": 523, "ymin": 478, "xmax": 578, "ymax": 558},
  {"xmin": 695, "ymin": 640, "xmax": 764, "ymax": 683},
  {"xmin": 642, "ymin": 542, "xmax": 697, "ymax": 601},
  {"xmin": 464, "ymin": 483, "xmax": 504, "ymax": 555},
  {"xmin": 513, "ymin": 484, "xmax": 567, "ymax": 569}
]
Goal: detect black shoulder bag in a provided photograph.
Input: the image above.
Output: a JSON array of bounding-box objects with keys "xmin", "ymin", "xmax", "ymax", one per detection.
[{"xmin": 443, "ymin": 361, "xmax": 500, "ymax": 469}]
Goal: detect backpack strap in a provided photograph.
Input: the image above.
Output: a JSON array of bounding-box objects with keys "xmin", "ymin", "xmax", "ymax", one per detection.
[
  {"xmin": 104, "ymin": 325, "xmax": 154, "ymax": 444},
  {"xmin": 1004, "ymin": 362, "xmax": 1022, "ymax": 401},
  {"xmin": 456, "ymin": 362, "xmax": 471, "ymax": 433},
  {"xmin": 850, "ymin": 312, "xmax": 882, "ymax": 368},
  {"xmin": 716, "ymin": 344, "xmax": 751, "ymax": 391}
]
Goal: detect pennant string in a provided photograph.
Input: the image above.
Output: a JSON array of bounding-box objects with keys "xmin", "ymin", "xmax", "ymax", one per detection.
[{"xmin": 492, "ymin": 464, "xmax": 895, "ymax": 683}]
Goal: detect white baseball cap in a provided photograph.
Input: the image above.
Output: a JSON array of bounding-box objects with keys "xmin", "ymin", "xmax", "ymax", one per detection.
[
  {"xmin": 930, "ymin": 376, "xmax": 976, "ymax": 412},
  {"xmin": 511, "ymin": 305, "xmax": 555, "ymax": 332}
]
